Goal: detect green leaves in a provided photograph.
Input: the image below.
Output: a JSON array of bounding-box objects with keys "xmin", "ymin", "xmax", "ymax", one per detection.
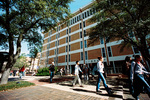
[{"xmin": 0, "ymin": 0, "xmax": 73, "ymax": 52}]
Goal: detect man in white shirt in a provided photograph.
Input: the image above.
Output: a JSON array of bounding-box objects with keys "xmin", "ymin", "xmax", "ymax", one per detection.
[
  {"xmin": 72, "ymin": 61, "xmax": 83, "ymax": 87},
  {"xmin": 96, "ymin": 56, "xmax": 113, "ymax": 94}
]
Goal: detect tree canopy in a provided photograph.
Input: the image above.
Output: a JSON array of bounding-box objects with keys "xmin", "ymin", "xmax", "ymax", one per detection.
[
  {"xmin": 0, "ymin": 0, "xmax": 73, "ymax": 84},
  {"xmin": 13, "ymin": 53, "xmax": 29, "ymax": 69},
  {"xmin": 89, "ymin": 0, "xmax": 150, "ymax": 67}
]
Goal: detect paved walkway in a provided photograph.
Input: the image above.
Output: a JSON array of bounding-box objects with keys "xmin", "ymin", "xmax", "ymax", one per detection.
[{"xmin": 0, "ymin": 76, "xmax": 149, "ymax": 100}]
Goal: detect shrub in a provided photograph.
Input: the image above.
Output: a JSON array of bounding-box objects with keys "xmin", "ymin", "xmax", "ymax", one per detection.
[
  {"xmin": 36, "ymin": 67, "xmax": 49, "ymax": 76},
  {"xmin": 36, "ymin": 66, "xmax": 59, "ymax": 76}
]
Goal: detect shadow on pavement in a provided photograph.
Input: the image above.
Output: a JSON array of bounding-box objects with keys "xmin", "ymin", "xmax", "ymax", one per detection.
[
  {"xmin": 72, "ymin": 88, "xmax": 123, "ymax": 99},
  {"xmin": 58, "ymin": 83, "xmax": 73, "ymax": 87},
  {"xmin": 38, "ymin": 77, "xmax": 74, "ymax": 84}
]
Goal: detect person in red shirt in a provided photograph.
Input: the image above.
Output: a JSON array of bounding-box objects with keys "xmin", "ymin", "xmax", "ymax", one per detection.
[{"xmin": 19, "ymin": 66, "xmax": 25, "ymax": 79}]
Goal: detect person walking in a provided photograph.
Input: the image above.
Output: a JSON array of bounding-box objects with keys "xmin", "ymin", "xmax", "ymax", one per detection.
[
  {"xmin": 19, "ymin": 66, "xmax": 25, "ymax": 79},
  {"xmin": 129, "ymin": 55, "xmax": 136, "ymax": 95},
  {"xmin": 60, "ymin": 68, "xmax": 63, "ymax": 76},
  {"xmin": 72, "ymin": 61, "xmax": 83, "ymax": 87},
  {"xmin": 123, "ymin": 56, "xmax": 133, "ymax": 94},
  {"xmin": 84, "ymin": 64, "xmax": 89, "ymax": 81},
  {"xmin": 132, "ymin": 55, "xmax": 150, "ymax": 100},
  {"xmin": 49, "ymin": 62, "xmax": 55, "ymax": 83},
  {"xmin": 96, "ymin": 56, "xmax": 113, "ymax": 94},
  {"xmin": 79, "ymin": 64, "xmax": 83, "ymax": 80}
]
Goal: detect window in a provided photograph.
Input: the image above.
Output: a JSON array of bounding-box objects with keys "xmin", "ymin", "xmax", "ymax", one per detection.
[
  {"xmin": 83, "ymin": 21, "xmax": 85, "ymax": 27},
  {"xmin": 80, "ymin": 23, "xmax": 82, "ymax": 29},
  {"xmin": 84, "ymin": 30, "xmax": 86, "ymax": 37},
  {"xmin": 107, "ymin": 47, "xmax": 112, "ymax": 57},
  {"xmin": 59, "ymin": 26, "xmax": 60, "ymax": 31},
  {"xmin": 48, "ymin": 38, "xmax": 50, "ymax": 42},
  {"xmin": 55, "ymin": 41, "xmax": 57, "ymax": 46},
  {"xmin": 80, "ymin": 31, "xmax": 82, "ymax": 38},
  {"xmin": 84, "ymin": 40, "xmax": 87, "ymax": 48},
  {"xmin": 93, "ymin": 8, "xmax": 96, "ymax": 14},
  {"xmin": 87, "ymin": 11, "xmax": 89, "ymax": 16},
  {"xmin": 58, "ymin": 33, "xmax": 60, "ymax": 38},
  {"xmin": 105, "ymin": 37, "xmax": 110, "ymax": 42},
  {"xmin": 82, "ymin": 13, "xmax": 84, "ymax": 19},
  {"xmin": 69, "ymin": 55, "xmax": 71, "ymax": 62},
  {"xmin": 66, "ymin": 37, "xmax": 68, "ymax": 43},
  {"xmin": 73, "ymin": 18, "xmax": 74, "ymax": 24},
  {"xmin": 69, "ymin": 45, "xmax": 71, "ymax": 51},
  {"xmin": 57, "ymin": 48, "xmax": 59, "ymax": 54},
  {"xmin": 47, "ymin": 44, "xmax": 50, "ymax": 49},
  {"xmin": 65, "ymin": 55, "xmax": 67, "ymax": 62},
  {"xmin": 71, "ymin": 20, "xmax": 72, "ymax": 25},
  {"xmin": 67, "ymin": 21, "xmax": 69, "ymax": 26},
  {"xmin": 46, "ymin": 51, "xmax": 49, "ymax": 57},
  {"xmin": 100, "ymin": 37, "xmax": 104, "ymax": 44},
  {"xmin": 56, "ymin": 34, "xmax": 57, "ymax": 39},
  {"xmin": 54, "ymin": 57, "xmax": 56, "ymax": 63},
  {"xmin": 75, "ymin": 17, "xmax": 77, "ymax": 23},
  {"xmin": 77, "ymin": 16, "xmax": 79, "ymax": 21},
  {"xmin": 66, "ymin": 46, "xmax": 68, "ymax": 52},
  {"xmin": 66, "ymin": 29, "xmax": 68, "ymax": 34},
  {"xmin": 69, "ymin": 28, "xmax": 71, "ymax": 33},
  {"xmin": 133, "ymin": 46, "xmax": 139, "ymax": 54},
  {"xmin": 57, "ymin": 27, "xmax": 58, "ymax": 32},
  {"xmin": 49, "ymin": 37, "xmax": 51, "ymax": 41},
  {"xmin": 58, "ymin": 40, "xmax": 59, "ymax": 46},
  {"xmin": 49, "ymin": 31, "xmax": 52, "ymax": 36},
  {"xmin": 55, "ymin": 49, "xmax": 56, "ymax": 55},
  {"xmin": 85, "ymin": 51, "xmax": 88, "ymax": 60},
  {"xmin": 79, "ymin": 15, "xmax": 81, "ymax": 20},
  {"xmin": 90, "ymin": 9, "xmax": 93, "ymax": 15},
  {"xmin": 69, "ymin": 36, "xmax": 71, "ymax": 42},
  {"xmin": 81, "ymin": 52, "xmax": 83, "ymax": 60},
  {"xmin": 85, "ymin": 12, "xmax": 87, "ymax": 18},
  {"xmin": 80, "ymin": 41, "xmax": 83, "ymax": 49},
  {"xmin": 102, "ymin": 48, "xmax": 106, "ymax": 57}
]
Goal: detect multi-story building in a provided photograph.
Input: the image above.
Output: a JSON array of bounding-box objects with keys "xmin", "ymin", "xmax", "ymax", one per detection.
[{"xmin": 40, "ymin": 2, "xmax": 141, "ymax": 75}]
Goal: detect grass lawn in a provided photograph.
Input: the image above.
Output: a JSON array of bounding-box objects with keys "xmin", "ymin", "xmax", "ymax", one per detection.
[{"xmin": 0, "ymin": 81, "xmax": 35, "ymax": 91}]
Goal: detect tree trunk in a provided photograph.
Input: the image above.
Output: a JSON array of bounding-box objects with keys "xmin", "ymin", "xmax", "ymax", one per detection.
[
  {"xmin": 139, "ymin": 36, "xmax": 150, "ymax": 70},
  {"xmin": 140, "ymin": 49, "xmax": 150, "ymax": 70},
  {"xmin": 32, "ymin": 58, "xmax": 35, "ymax": 72},
  {"xmin": 0, "ymin": 67, "xmax": 11, "ymax": 84}
]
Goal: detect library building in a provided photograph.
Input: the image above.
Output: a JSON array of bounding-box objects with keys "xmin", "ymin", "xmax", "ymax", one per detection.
[{"xmin": 40, "ymin": 2, "xmax": 141, "ymax": 75}]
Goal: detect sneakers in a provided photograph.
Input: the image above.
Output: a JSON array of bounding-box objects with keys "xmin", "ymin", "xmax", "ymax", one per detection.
[
  {"xmin": 108, "ymin": 90, "xmax": 114, "ymax": 95},
  {"xmin": 80, "ymin": 85, "xmax": 84, "ymax": 87}
]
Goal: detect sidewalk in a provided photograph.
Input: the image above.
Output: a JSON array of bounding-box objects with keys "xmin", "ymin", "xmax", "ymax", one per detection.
[{"xmin": 0, "ymin": 75, "xmax": 149, "ymax": 100}]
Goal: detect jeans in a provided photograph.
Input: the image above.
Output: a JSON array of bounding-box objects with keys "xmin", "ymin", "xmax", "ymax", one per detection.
[
  {"xmin": 19, "ymin": 72, "xmax": 23, "ymax": 79},
  {"xmin": 84, "ymin": 73, "xmax": 89, "ymax": 81},
  {"xmin": 96, "ymin": 72, "xmax": 109, "ymax": 92},
  {"xmin": 73, "ymin": 75, "xmax": 82, "ymax": 86},
  {"xmin": 133, "ymin": 74, "xmax": 150, "ymax": 99},
  {"xmin": 50, "ymin": 71, "xmax": 54, "ymax": 82}
]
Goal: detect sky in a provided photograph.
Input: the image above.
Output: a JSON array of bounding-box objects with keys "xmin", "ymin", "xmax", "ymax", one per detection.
[{"xmin": 1, "ymin": 0, "xmax": 92, "ymax": 55}]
